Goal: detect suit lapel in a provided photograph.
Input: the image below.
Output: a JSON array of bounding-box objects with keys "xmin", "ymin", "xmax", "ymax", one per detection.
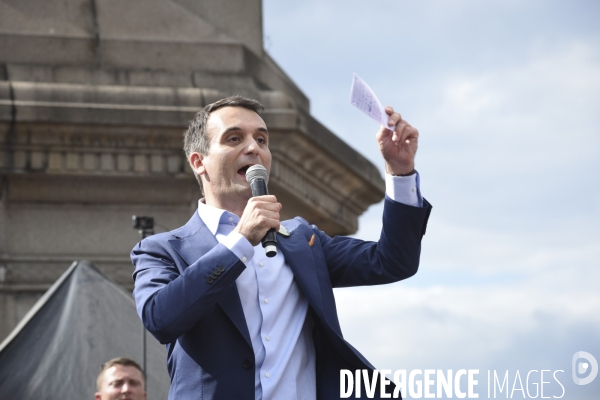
[
  {"xmin": 166, "ymin": 214, "xmax": 336, "ymax": 348},
  {"xmin": 169, "ymin": 228, "xmax": 217, "ymax": 267},
  {"xmin": 167, "ymin": 211, "xmax": 216, "ymax": 266},
  {"xmin": 216, "ymin": 285, "xmax": 252, "ymax": 347},
  {"xmin": 277, "ymin": 226, "xmax": 325, "ymax": 320}
]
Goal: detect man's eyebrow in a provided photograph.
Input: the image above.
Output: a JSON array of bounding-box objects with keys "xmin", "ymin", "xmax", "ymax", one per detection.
[
  {"xmin": 222, "ymin": 126, "xmax": 242, "ymax": 135},
  {"xmin": 222, "ymin": 126, "xmax": 269, "ymax": 135}
]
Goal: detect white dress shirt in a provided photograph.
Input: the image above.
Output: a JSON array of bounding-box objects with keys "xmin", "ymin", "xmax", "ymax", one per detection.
[{"xmin": 198, "ymin": 172, "xmax": 422, "ymax": 400}]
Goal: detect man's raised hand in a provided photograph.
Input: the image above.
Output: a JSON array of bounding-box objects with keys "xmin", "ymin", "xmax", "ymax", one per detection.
[{"xmin": 376, "ymin": 106, "xmax": 419, "ymax": 176}]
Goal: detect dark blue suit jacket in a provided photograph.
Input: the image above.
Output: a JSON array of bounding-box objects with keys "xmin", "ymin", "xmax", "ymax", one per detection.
[{"xmin": 131, "ymin": 198, "xmax": 431, "ymax": 399}]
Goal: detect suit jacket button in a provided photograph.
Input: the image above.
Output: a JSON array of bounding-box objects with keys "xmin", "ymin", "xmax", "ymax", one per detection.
[
  {"xmin": 217, "ymin": 266, "xmax": 225, "ymax": 272},
  {"xmin": 243, "ymin": 359, "xmax": 252, "ymax": 369},
  {"xmin": 206, "ymin": 277, "xmax": 213, "ymax": 284}
]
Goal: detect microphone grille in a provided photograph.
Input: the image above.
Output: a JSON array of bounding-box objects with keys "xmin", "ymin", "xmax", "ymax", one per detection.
[{"xmin": 245, "ymin": 164, "xmax": 268, "ymax": 184}]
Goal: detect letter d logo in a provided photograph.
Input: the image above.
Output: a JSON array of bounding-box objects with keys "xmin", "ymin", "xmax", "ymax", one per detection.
[{"xmin": 572, "ymin": 351, "xmax": 598, "ymax": 385}]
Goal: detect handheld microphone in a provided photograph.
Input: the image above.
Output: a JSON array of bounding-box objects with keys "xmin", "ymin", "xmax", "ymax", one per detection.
[{"xmin": 245, "ymin": 164, "xmax": 277, "ymax": 257}]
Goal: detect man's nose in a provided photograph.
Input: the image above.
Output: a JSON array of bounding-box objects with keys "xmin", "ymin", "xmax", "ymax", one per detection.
[{"xmin": 244, "ymin": 137, "xmax": 260, "ymax": 154}]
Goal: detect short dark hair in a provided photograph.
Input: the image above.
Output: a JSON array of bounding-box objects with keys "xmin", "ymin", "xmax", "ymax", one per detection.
[
  {"xmin": 96, "ymin": 357, "xmax": 145, "ymax": 390},
  {"xmin": 183, "ymin": 96, "xmax": 264, "ymax": 192}
]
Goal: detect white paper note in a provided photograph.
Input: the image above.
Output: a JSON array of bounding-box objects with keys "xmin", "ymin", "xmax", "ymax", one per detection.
[{"xmin": 349, "ymin": 73, "xmax": 389, "ymax": 127}]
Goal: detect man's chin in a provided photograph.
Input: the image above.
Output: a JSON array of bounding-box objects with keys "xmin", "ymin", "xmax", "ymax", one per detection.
[
  {"xmin": 234, "ymin": 174, "xmax": 250, "ymax": 185},
  {"xmin": 233, "ymin": 179, "xmax": 251, "ymax": 189},
  {"xmin": 204, "ymin": 182, "xmax": 252, "ymax": 205},
  {"xmin": 230, "ymin": 183, "xmax": 253, "ymax": 198}
]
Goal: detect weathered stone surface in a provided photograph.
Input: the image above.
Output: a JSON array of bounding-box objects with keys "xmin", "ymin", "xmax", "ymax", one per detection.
[
  {"xmin": 173, "ymin": 0, "xmax": 264, "ymax": 56},
  {"xmin": 0, "ymin": 0, "xmax": 385, "ymax": 344}
]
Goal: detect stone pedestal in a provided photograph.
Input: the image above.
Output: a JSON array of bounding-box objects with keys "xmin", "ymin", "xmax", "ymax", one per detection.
[{"xmin": 0, "ymin": 0, "xmax": 384, "ymax": 342}]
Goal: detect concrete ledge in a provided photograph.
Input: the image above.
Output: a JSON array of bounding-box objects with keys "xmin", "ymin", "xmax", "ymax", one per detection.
[
  {"xmin": 6, "ymin": 175, "xmax": 199, "ymax": 205},
  {"xmin": 0, "ymin": 34, "xmax": 95, "ymax": 65},
  {"xmin": 100, "ymin": 40, "xmax": 246, "ymax": 73}
]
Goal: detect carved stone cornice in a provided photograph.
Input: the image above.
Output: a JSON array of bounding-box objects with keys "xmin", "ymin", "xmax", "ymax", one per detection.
[
  {"xmin": 268, "ymin": 133, "xmax": 384, "ymax": 234},
  {"xmin": 0, "ymin": 80, "xmax": 384, "ymax": 233},
  {"xmin": 0, "ymin": 123, "xmax": 187, "ymax": 176}
]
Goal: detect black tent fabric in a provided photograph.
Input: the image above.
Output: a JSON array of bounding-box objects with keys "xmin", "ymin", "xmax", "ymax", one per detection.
[{"xmin": 0, "ymin": 260, "xmax": 170, "ymax": 399}]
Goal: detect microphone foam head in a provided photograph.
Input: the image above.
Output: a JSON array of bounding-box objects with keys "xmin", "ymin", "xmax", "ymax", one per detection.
[{"xmin": 245, "ymin": 164, "xmax": 268, "ymax": 184}]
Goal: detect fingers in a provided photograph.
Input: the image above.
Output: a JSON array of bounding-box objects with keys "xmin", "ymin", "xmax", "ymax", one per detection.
[
  {"xmin": 247, "ymin": 195, "xmax": 281, "ymax": 210},
  {"xmin": 393, "ymin": 121, "xmax": 419, "ymax": 146},
  {"xmin": 380, "ymin": 108, "xmax": 418, "ymax": 146},
  {"xmin": 246, "ymin": 196, "xmax": 281, "ymax": 226},
  {"xmin": 385, "ymin": 106, "xmax": 402, "ymax": 131},
  {"xmin": 235, "ymin": 196, "xmax": 282, "ymax": 246}
]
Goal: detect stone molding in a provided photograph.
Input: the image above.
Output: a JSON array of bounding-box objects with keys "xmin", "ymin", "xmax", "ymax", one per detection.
[
  {"xmin": 2, "ymin": 123, "xmax": 187, "ymax": 178},
  {"xmin": 0, "ymin": 81, "xmax": 384, "ymax": 222},
  {"xmin": 270, "ymin": 154, "xmax": 357, "ymax": 233},
  {"xmin": 0, "ymin": 254, "xmax": 132, "ymax": 287}
]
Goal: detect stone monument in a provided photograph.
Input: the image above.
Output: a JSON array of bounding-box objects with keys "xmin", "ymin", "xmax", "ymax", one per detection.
[{"xmin": 0, "ymin": 0, "xmax": 384, "ymax": 341}]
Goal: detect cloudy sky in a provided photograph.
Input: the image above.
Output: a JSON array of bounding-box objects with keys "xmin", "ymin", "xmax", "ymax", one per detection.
[{"xmin": 263, "ymin": 1, "xmax": 599, "ymax": 398}]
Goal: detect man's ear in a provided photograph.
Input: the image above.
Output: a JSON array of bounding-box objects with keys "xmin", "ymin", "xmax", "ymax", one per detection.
[{"xmin": 188, "ymin": 152, "xmax": 206, "ymax": 177}]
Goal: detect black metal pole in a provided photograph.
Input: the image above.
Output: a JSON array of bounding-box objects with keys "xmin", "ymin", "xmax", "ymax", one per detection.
[
  {"xmin": 142, "ymin": 323, "xmax": 147, "ymax": 391},
  {"xmin": 132, "ymin": 216, "xmax": 154, "ymax": 392},
  {"xmin": 139, "ymin": 227, "xmax": 153, "ymax": 391}
]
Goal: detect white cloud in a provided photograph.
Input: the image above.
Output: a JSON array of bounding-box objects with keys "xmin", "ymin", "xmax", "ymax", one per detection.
[
  {"xmin": 429, "ymin": 40, "xmax": 600, "ymax": 136},
  {"xmin": 419, "ymin": 216, "xmax": 599, "ymax": 273},
  {"xmin": 334, "ymin": 273, "xmax": 600, "ymax": 369}
]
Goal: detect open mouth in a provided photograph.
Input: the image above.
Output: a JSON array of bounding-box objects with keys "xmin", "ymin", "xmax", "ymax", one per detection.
[{"xmin": 237, "ymin": 164, "xmax": 253, "ymax": 177}]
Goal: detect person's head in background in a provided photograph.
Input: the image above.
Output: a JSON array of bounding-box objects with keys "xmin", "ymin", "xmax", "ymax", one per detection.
[{"xmin": 95, "ymin": 357, "xmax": 146, "ymax": 400}]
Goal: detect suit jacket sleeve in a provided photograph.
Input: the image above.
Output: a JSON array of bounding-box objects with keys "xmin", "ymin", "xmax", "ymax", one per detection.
[
  {"xmin": 315, "ymin": 196, "xmax": 432, "ymax": 288},
  {"xmin": 131, "ymin": 235, "xmax": 246, "ymax": 344}
]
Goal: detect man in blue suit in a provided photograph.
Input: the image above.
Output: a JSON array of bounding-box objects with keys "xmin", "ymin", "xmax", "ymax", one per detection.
[{"xmin": 131, "ymin": 96, "xmax": 431, "ymax": 399}]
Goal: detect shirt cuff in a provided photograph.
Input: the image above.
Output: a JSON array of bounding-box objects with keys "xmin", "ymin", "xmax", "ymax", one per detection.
[
  {"xmin": 385, "ymin": 171, "xmax": 423, "ymax": 207},
  {"xmin": 221, "ymin": 230, "xmax": 255, "ymax": 263}
]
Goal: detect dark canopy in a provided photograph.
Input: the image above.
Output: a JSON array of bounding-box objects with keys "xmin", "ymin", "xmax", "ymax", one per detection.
[{"xmin": 0, "ymin": 261, "xmax": 170, "ymax": 399}]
